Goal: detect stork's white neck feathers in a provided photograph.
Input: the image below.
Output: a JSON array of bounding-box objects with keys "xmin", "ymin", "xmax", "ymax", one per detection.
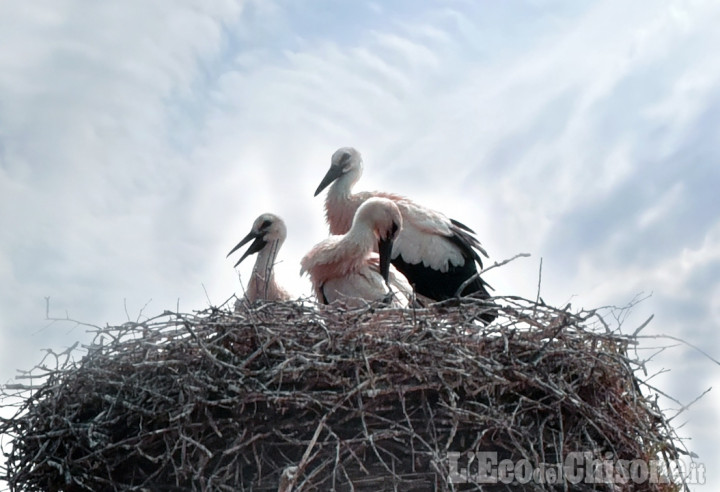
[{"xmin": 248, "ymin": 239, "xmax": 281, "ymax": 299}]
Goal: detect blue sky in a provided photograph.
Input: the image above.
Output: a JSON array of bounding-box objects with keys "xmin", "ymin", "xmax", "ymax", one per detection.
[{"xmin": 1, "ymin": 0, "xmax": 719, "ymax": 488}]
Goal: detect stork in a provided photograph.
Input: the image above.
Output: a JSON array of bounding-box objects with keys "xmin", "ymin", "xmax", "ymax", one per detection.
[
  {"xmin": 314, "ymin": 147, "xmax": 496, "ymax": 323},
  {"xmin": 301, "ymin": 197, "xmax": 412, "ymax": 308},
  {"xmin": 227, "ymin": 213, "xmax": 290, "ymax": 303}
]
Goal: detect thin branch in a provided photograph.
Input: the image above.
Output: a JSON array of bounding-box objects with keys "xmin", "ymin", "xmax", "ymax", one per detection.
[{"xmin": 454, "ymin": 252, "xmax": 531, "ymax": 297}]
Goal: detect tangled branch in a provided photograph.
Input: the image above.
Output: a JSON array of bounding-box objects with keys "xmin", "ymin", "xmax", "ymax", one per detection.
[{"xmin": 1, "ymin": 297, "xmax": 692, "ymax": 491}]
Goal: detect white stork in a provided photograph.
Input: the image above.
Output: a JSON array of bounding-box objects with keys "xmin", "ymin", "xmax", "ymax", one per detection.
[
  {"xmin": 227, "ymin": 213, "xmax": 290, "ymax": 303},
  {"xmin": 301, "ymin": 197, "xmax": 412, "ymax": 308},
  {"xmin": 314, "ymin": 147, "xmax": 496, "ymax": 322}
]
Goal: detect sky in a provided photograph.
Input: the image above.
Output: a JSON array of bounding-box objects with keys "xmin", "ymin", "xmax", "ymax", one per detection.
[{"xmin": 1, "ymin": 0, "xmax": 719, "ymax": 489}]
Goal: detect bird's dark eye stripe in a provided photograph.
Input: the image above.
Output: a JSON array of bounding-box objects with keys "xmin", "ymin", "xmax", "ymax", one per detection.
[
  {"xmin": 339, "ymin": 152, "xmax": 351, "ymax": 165},
  {"xmin": 261, "ymin": 220, "xmax": 272, "ymax": 229}
]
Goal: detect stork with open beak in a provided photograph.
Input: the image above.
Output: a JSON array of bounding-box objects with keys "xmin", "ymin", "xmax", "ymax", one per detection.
[
  {"xmin": 314, "ymin": 147, "xmax": 496, "ymax": 323},
  {"xmin": 227, "ymin": 213, "xmax": 290, "ymax": 303},
  {"xmin": 301, "ymin": 197, "xmax": 412, "ymax": 308}
]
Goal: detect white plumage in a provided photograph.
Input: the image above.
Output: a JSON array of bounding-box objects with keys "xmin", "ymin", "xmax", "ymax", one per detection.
[
  {"xmin": 301, "ymin": 197, "xmax": 412, "ymax": 308},
  {"xmin": 227, "ymin": 213, "xmax": 290, "ymax": 304},
  {"xmin": 314, "ymin": 147, "xmax": 496, "ymax": 322}
]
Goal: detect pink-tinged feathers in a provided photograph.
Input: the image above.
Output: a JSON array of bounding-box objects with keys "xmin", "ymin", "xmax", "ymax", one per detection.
[
  {"xmin": 316, "ymin": 148, "xmax": 488, "ymax": 273},
  {"xmin": 301, "ymin": 236, "xmax": 371, "ymax": 297},
  {"xmin": 325, "ymin": 191, "xmax": 361, "ymax": 236},
  {"xmin": 301, "ymin": 198, "xmax": 410, "ymax": 307},
  {"xmin": 314, "ymin": 148, "xmax": 494, "ymax": 315}
]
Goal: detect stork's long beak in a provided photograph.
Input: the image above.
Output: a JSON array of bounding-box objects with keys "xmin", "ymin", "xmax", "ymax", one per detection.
[
  {"xmin": 314, "ymin": 165, "xmax": 344, "ymax": 196},
  {"xmin": 377, "ymin": 236, "xmax": 394, "ymax": 283},
  {"xmin": 227, "ymin": 231, "xmax": 267, "ymax": 267}
]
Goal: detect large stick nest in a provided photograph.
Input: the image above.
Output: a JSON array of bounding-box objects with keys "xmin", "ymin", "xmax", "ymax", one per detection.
[{"xmin": 1, "ymin": 297, "xmax": 689, "ymax": 491}]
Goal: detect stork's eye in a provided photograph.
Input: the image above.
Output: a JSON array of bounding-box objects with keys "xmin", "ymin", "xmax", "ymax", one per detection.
[
  {"xmin": 261, "ymin": 220, "xmax": 272, "ymax": 229},
  {"xmin": 338, "ymin": 152, "xmax": 351, "ymax": 167},
  {"xmin": 391, "ymin": 221, "xmax": 399, "ymax": 236}
]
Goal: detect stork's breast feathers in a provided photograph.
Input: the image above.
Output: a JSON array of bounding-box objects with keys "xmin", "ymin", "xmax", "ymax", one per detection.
[
  {"xmin": 301, "ymin": 237, "xmax": 371, "ymax": 286},
  {"xmin": 321, "ymin": 268, "xmax": 389, "ymax": 305}
]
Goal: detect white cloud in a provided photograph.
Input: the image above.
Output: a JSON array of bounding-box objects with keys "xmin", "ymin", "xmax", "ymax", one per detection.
[
  {"xmin": 0, "ymin": 0, "xmax": 248, "ymax": 375},
  {"xmin": 637, "ymin": 182, "xmax": 685, "ymax": 229}
]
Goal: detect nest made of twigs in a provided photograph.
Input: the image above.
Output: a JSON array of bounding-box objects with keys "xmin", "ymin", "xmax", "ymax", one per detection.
[{"xmin": 1, "ymin": 297, "xmax": 690, "ymax": 491}]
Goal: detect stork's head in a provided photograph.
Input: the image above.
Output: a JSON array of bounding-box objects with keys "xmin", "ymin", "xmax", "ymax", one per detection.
[
  {"xmin": 314, "ymin": 147, "xmax": 363, "ymax": 197},
  {"xmin": 354, "ymin": 197, "xmax": 402, "ymax": 282},
  {"xmin": 227, "ymin": 213, "xmax": 287, "ymax": 267}
]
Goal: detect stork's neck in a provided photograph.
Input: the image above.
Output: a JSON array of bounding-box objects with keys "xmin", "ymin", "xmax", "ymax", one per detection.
[
  {"xmin": 249, "ymin": 240, "xmax": 281, "ymax": 298},
  {"xmin": 340, "ymin": 222, "xmax": 376, "ymax": 263},
  {"xmin": 328, "ymin": 171, "xmax": 355, "ymax": 199},
  {"xmin": 325, "ymin": 173, "xmax": 362, "ymax": 235}
]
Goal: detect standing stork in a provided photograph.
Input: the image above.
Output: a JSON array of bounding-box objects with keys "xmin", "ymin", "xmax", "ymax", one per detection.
[
  {"xmin": 314, "ymin": 147, "xmax": 496, "ymax": 322},
  {"xmin": 301, "ymin": 197, "xmax": 412, "ymax": 308},
  {"xmin": 227, "ymin": 213, "xmax": 290, "ymax": 303}
]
